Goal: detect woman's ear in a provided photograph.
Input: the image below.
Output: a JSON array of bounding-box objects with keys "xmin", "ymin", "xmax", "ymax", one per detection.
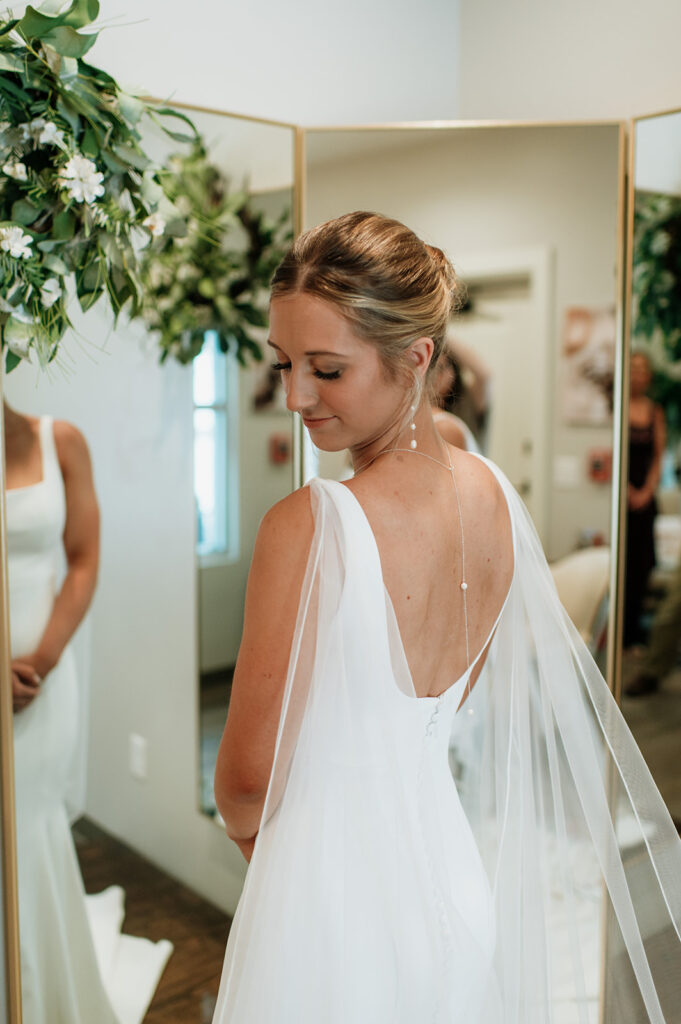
[{"xmin": 409, "ymin": 337, "xmax": 435, "ymax": 379}]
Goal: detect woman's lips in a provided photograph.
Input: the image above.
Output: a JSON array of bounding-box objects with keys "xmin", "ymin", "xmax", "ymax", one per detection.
[{"xmin": 302, "ymin": 415, "xmax": 335, "ymax": 429}]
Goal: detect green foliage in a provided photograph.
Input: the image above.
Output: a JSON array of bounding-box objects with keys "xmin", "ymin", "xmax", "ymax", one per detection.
[
  {"xmin": 139, "ymin": 142, "xmax": 292, "ymax": 366},
  {"xmin": 632, "ymin": 191, "xmax": 681, "ymax": 436},
  {"xmin": 0, "ymin": 0, "xmax": 196, "ymax": 371}
]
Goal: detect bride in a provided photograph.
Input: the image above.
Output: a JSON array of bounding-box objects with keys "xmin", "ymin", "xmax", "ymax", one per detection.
[{"xmin": 213, "ymin": 211, "xmax": 681, "ymax": 1022}]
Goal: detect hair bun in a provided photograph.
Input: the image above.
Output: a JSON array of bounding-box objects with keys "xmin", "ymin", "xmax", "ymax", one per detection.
[{"xmin": 425, "ymin": 243, "xmax": 459, "ymax": 309}]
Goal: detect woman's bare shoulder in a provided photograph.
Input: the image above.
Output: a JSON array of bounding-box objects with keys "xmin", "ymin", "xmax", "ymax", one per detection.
[
  {"xmin": 52, "ymin": 419, "xmax": 90, "ymax": 460},
  {"xmin": 256, "ymin": 484, "xmax": 315, "ymax": 561},
  {"xmin": 52, "ymin": 420, "xmax": 95, "ymax": 483}
]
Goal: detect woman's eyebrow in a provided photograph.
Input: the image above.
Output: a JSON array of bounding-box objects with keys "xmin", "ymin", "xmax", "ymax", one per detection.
[{"xmin": 266, "ymin": 340, "xmax": 348, "ymax": 359}]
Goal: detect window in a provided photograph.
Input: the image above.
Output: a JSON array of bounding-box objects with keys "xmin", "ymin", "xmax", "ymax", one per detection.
[{"xmin": 193, "ymin": 331, "xmax": 239, "ymax": 561}]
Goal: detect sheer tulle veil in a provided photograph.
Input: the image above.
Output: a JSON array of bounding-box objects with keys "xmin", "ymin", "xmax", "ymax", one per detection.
[{"xmin": 213, "ymin": 455, "xmax": 681, "ymax": 1022}]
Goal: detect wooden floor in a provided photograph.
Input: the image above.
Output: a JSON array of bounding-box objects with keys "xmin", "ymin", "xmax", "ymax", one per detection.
[
  {"xmin": 621, "ymin": 659, "xmax": 681, "ymax": 828},
  {"xmin": 73, "ymin": 818, "xmax": 231, "ymax": 1024}
]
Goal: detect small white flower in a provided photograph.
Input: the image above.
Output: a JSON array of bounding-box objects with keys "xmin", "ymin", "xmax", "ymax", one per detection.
[
  {"xmin": 58, "ymin": 154, "xmax": 105, "ymax": 204},
  {"xmin": 37, "ymin": 121, "xmax": 66, "ymax": 148},
  {"xmin": 19, "ymin": 117, "xmax": 65, "ymax": 149},
  {"xmin": 2, "ymin": 161, "xmax": 28, "ymax": 181},
  {"xmin": 0, "ymin": 226, "xmax": 33, "ymax": 259},
  {"xmin": 40, "ymin": 278, "xmax": 62, "ymax": 309},
  {"xmin": 142, "ymin": 211, "xmax": 165, "ymax": 237}
]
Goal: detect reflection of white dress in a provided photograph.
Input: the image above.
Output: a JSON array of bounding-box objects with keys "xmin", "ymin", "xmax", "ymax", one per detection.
[
  {"xmin": 213, "ymin": 462, "xmax": 681, "ymax": 1023},
  {"xmin": 8, "ymin": 416, "xmax": 172, "ymax": 1024}
]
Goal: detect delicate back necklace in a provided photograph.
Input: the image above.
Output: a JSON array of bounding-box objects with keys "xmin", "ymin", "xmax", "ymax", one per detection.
[{"xmin": 354, "ymin": 444, "xmax": 472, "ymax": 711}]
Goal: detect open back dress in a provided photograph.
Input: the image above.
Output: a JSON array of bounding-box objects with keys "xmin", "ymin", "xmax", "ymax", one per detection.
[{"xmin": 213, "ymin": 456, "xmax": 681, "ymax": 1023}]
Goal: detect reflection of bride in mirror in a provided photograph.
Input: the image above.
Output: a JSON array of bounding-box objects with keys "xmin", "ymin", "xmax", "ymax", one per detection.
[
  {"xmin": 430, "ymin": 352, "xmax": 481, "ymax": 452},
  {"xmin": 4, "ymin": 402, "xmax": 170, "ymax": 1024},
  {"xmin": 211, "ymin": 214, "xmax": 681, "ymax": 1022}
]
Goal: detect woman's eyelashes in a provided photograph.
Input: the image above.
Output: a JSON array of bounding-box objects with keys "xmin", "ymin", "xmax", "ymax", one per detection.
[{"xmin": 271, "ymin": 361, "xmax": 342, "ymax": 381}]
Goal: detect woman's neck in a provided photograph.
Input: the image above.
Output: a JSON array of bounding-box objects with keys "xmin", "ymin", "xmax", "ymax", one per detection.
[{"xmin": 350, "ymin": 404, "xmax": 446, "ymax": 475}]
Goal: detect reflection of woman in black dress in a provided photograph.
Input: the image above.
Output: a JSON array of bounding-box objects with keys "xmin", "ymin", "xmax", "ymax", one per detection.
[{"xmin": 624, "ymin": 352, "xmax": 666, "ymax": 649}]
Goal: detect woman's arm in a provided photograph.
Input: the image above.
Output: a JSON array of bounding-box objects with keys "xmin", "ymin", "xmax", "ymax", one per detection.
[
  {"xmin": 20, "ymin": 421, "xmax": 100, "ymax": 682},
  {"xmin": 215, "ymin": 486, "xmax": 314, "ymax": 856},
  {"xmin": 644, "ymin": 404, "xmax": 667, "ymax": 496}
]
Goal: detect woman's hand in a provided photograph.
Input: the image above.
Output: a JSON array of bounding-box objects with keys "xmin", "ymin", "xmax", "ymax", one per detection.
[
  {"xmin": 11, "ymin": 660, "xmax": 42, "ymax": 713},
  {"xmin": 628, "ymin": 483, "xmax": 653, "ymax": 511}
]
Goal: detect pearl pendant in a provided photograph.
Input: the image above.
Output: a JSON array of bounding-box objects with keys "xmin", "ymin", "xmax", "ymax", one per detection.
[
  {"xmin": 410, "ymin": 439, "xmax": 417, "ymax": 449},
  {"xmin": 460, "ymin": 581, "xmax": 468, "ymax": 591}
]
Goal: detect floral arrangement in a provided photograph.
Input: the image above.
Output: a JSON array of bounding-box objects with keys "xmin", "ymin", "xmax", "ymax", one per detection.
[
  {"xmin": 632, "ymin": 190, "xmax": 681, "ymax": 436},
  {"xmin": 0, "ymin": 0, "xmax": 193, "ymax": 372},
  {"xmin": 139, "ymin": 140, "xmax": 292, "ymax": 366}
]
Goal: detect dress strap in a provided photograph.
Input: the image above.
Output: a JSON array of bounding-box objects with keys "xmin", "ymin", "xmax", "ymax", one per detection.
[{"xmin": 38, "ymin": 415, "xmax": 61, "ymax": 486}]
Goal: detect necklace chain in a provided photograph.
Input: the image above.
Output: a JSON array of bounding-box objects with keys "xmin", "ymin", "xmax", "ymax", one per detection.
[{"xmin": 353, "ymin": 444, "xmax": 473, "ymax": 710}]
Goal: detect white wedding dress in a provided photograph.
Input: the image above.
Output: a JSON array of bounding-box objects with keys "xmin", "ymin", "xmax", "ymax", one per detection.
[
  {"xmin": 7, "ymin": 415, "xmax": 172, "ymax": 1024},
  {"xmin": 213, "ymin": 458, "xmax": 681, "ymax": 1023}
]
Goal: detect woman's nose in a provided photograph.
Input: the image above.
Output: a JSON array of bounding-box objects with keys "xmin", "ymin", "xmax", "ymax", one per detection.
[{"xmin": 284, "ymin": 370, "xmax": 317, "ymax": 414}]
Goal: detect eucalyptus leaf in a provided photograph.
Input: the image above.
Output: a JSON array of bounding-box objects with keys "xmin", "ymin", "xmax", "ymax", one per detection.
[
  {"xmin": 111, "ymin": 142, "xmax": 149, "ymax": 171},
  {"xmin": 16, "ymin": 6, "xmax": 62, "ymax": 39},
  {"xmin": 0, "ymin": 76, "xmax": 33, "ymax": 103},
  {"xmin": 99, "ymin": 149, "xmax": 129, "ymax": 174},
  {"xmin": 148, "ymin": 106, "xmax": 200, "ymax": 144},
  {"xmin": 55, "ymin": 96, "xmax": 80, "ymax": 134},
  {"xmin": 11, "ymin": 198, "xmax": 41, "ymax": 226},
  {"xmin": 0, "ymin": 53, "xmax": 26, "ymax": 73},
  {"xmin": 60, "ymin": 0, "xmax": 100, "ymax": 29},
  {"xmin": 81, "ymin": 125, "xmax": 98, "ymax": 157},
  {"xmin": 43, "ymin": 252, "xmax": 68, "ymax": 274},
  {"xmin": 40, "ymin": 25, "xmax": 97, "ymax": 59},
  {"xmin": 4, "ymin": 348, "xmax": 22, "ymax": 373},
  {"xmin": 52, "ymin": 209, "xmax": 75, "ymax": 240},
  {"xmin": 118, "ymin": 91, "xmax": 144, "ymax": 126}
]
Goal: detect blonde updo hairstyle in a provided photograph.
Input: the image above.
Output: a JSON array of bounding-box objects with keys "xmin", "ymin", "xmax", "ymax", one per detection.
[{"xmin": 270, "ymin": 211, "xmax": 460, "ymax": 409}]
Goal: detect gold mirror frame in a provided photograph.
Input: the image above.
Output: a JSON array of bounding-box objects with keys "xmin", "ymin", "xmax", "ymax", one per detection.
[{"xmin": 0, "ymin": 111, "xmax": 634, "ymax": 1023}]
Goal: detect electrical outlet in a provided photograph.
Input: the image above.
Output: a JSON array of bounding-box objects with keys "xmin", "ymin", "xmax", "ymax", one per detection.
[{"xmin": 129, "ymin": 733, "xmax": 147, "ymax": 781}]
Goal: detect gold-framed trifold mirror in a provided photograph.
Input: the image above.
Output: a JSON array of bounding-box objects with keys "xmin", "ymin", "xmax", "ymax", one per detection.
[{"xmin": 5, "ymin": 106, "xmax": 680, "ymax": 1023}]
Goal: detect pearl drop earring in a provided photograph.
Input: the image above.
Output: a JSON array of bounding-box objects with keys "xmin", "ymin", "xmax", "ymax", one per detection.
[{"xmin": 410, "ymin": 403, "xmax": 417, "ymax": 449}]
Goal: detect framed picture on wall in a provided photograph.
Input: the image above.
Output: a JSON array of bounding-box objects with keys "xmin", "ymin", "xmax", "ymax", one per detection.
[{"xmin": 561, "ymin": 305, "xmax": 616, "ymax": 426}]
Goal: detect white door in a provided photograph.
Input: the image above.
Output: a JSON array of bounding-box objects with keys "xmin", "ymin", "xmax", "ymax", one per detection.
[{"xmin": 453, "ymin": 249, "xmax": 553, "ymax": 543}]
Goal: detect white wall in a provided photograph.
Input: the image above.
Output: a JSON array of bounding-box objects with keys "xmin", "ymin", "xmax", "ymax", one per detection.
[
  {"xmin": 635, "ymin": 112, "xmax": 681, "ymax": 195},
  {"xmin": 305, "ymin": 125, "xmax": 622, "ymax": 559},
  {"xmin": 71, "ymin": 0, "xmax": 461, "ymax": 125},
  {"xmin": 458, "ymin": 0, "xmax": 681, "ymax": 121}
]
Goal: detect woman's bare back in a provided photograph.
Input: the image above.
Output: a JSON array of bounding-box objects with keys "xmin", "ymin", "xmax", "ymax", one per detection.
[{"xmin": 344, "ymin": 445, "xmax": 514, "ymax": 699}]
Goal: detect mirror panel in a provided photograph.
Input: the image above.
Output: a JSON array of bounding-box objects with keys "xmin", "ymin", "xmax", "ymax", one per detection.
[
  {"xmin": 302, "ymin": 122, "xmax": 625, "ymax": 1021},
  {"xmin": 2, "ymin": 105, "xmax": 295, "ymax": 1018},
  {"xmin": 620, "ymin": 110, "xmax": 681, "ymax": 827}
]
